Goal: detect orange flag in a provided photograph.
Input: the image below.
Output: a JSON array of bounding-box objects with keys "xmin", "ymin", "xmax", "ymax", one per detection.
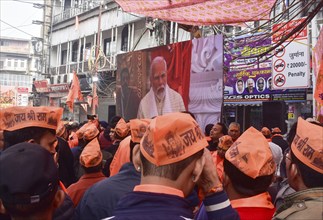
[{"xmin": 66, "ymin": 71, "xmax": 83, "ymax": 112}]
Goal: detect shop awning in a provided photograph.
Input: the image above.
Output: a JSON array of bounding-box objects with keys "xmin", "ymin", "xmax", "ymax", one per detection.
[{"xmin": 115, "ymin": 0, "xmax": 276, "ymax": 25}]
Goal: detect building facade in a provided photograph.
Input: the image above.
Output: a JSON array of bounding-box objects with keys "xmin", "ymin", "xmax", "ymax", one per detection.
[{"xmin": 0, "ymin": 37, "xmax": 42, "ymax": 108}]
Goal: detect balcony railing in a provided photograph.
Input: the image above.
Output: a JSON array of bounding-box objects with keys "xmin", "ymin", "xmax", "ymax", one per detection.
[{"xmin": 53, "ymin": 1, "xmax": 101, "ymax": 25}]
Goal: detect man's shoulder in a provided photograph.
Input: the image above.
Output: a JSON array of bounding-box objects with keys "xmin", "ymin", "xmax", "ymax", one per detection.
[
  {"xmin": 168, "ymin": 87, "xmax": 183, "ymax": 99},
  {"xmin": 273, "ymin": 188, "xmax": 323, "ymax": 220}
]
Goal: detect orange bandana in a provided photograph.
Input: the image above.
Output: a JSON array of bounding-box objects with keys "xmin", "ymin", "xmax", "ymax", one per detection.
[
  {"xmin": 225, "ymin": 127, "xmax": 276, "ymax": 178},
  {"xmin": 129, "ymin": 119, "xmax": 151, "ymax": 143},
  {"xmin": 291, "ymin": 117, "xmax": 323, "ymax": 174},
  {"xmin": 0, "ymin": 106, "xmax": 63, "ymax": 131},
  {"xmin": 140, "ymin": 112, "xmax": 208, "ymax": 166}
]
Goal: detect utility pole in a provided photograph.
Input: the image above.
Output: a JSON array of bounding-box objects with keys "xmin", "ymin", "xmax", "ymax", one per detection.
[{"xmin": 92, "ymin": 2, "xmax": 103, "ymax": 114}]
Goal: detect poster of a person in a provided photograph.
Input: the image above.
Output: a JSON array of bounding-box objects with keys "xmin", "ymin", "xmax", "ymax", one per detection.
[
  {"xmin": 137, "ymin": 56, "xmax": 185, "ymax": 119},
  {"xmin": 236, "ymin": 79, "xmax": 244, "ymax": 94},
  {"xmin": 256, "ymin": 77, "xmax": 266, "ymax": 92},
  {"xmin": 245, "ymin": 78, "xmax": 255, "ymax": 94}
]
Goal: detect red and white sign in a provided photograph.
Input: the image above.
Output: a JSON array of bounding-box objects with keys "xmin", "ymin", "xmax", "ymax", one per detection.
[
  {"xmin": 272, "ymin": 18, "xmax": 307, "ymax": 42},
  {"xmin": 272, "ymin": 18, "xmax": 310, "ymax": 89}
]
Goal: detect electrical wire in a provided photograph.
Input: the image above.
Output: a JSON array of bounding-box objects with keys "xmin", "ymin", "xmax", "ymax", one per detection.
[{"xmin": 0, "ymin": 19, "xmax": 35, "ymax": 37}]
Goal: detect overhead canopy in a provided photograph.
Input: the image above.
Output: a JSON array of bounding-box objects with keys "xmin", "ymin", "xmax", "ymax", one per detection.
[{"xmin": 115, "ymin": 0, "xmax": 277, "ymax": 25}]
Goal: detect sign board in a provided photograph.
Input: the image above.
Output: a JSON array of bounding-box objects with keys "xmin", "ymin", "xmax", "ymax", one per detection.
[{"xmin": 272, "ymin": 18, "xmax": 310, "ymax": 89}]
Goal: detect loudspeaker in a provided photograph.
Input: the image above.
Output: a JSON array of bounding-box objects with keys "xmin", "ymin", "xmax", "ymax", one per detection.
[{"xmin": 262, "ymin": 101, "xmax": 287, "ymax": 134}]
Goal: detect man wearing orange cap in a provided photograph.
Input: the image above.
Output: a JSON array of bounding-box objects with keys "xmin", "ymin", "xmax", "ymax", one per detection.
[
  {"xmin": 261, "ymin": 127, "xmax": 283, "ymax": 177},
  {"xmin": 103, "ymin": 118, "xmax": 130, "ymax": 177},
  {"xmin": 67, "ymin": 124, "xmax": 106, "ymax": 207},
  {"xmin": 273, "ymin": 118, "xmax": 323, "ymax": 220},
  {"xmin": 75, "ymin": 119, "xmax": 150, "ymax": 219},
  {"xmin": 107, "ymin": 112, "xmax": 239, "ymax": 219},
  {"xmin": 0, "ymin": 106, "xmax": 75, "ymax": 220},
  {"xmin": 271, "ymin": 127, "xmax": 289, "ymax": 159},
  {"xmin": 56, "ymin": 121, "xmax": 76, "ymax": 187},
  {"xmin": 197, "ymin": 126, "xmax": 277, "ymax": 219}
]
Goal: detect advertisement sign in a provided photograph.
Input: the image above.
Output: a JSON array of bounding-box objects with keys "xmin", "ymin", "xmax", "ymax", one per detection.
[
  {"xmin": 224, "ymin": 33, "xmax": 272, "ymax": 102},
  {"xmin": 272, "ymin": 18, "xmax": 310, "ymax": 89},
  {"xmin": 34, "ymin": 80, "xmax": 49, "ymax": 93},
  {"xmin": 0, "ymin": 86, "xmax": 16, "ymax": 109},
  {"xmin": 116, "ymin": 35, "xmax": 223, "ymax": 129}
]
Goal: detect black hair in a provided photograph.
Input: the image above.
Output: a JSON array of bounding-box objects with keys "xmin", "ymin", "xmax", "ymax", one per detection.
[
  {"xmin": 81, "ymin": 162, "xmax": 103, "ymax": 174},
  {"xmin": 109, "ymin": 116, "xmax": 122, "ymax": 129},
  {"xmin": 140, "ymin": 149, "xmax": 204, "ymax": 181},
  {"xmin": 290, "ymin": 150, "xmax": 323, "ymax": 188},
  {"xmin": 216, "ymin": 122, "xmax": 228, "ymax": 135},
  {"xmin": 204, "ymin": 124, "xmax": 213, "ymax": 136},
  {"xmin": 181, "ymin": 111, "xmax": 196, "ymax": 120},
  {"xmin": 3, "ymin": 127, "xmax": 56, "ymax": 149},
  {"xmin": 286, "ymin": 122, "xmax": 298, "ymax": 146},
  {"xmin": 129, "ymin": 139, "xmax": 137, "ymax": 162},
  {"xmin": 223, "ymin": 158, "xmax": 274, "ymax": 197}
]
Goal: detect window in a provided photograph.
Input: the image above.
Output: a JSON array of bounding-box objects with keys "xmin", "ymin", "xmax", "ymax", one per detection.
[
  {"xmin": 80, "ymin": 43, "xmax": 91, "ymax": 61},
  {"xmin": 72, "ymin": 41, "xmax": 78, "ymax": 62},
  {"xmin": 0, "ymin": 40, "xmax": 9, "ymax": 46},
  {"xmin": 61, "ymin": 50, "xmax": 67, "ymax": 65},
  {"xmin": 7, "ymin": 59, "xmax": 12, "ymax": 67},
  {"xmin": 121, "ymin": 26, "xmax": 129, "ymax": 51},
  {"xmin": 20, "ymin": 60, "xmax": 25, "ymax": 68},
  {"xmin": 104, "ymin": 38, "xmax": 111, "ymax": 56},
  {"xmin": 0, "ymin": 61, "xmax": 4, "ymax": 69},
  {"xmin": 14, "ymin": 59, "xmax": 18, "ymax": 68}
]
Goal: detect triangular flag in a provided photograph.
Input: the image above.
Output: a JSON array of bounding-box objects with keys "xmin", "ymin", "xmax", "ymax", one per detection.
[{"xmin": 66, "ymin": 70, "xmax": 83, "ymax": 112}]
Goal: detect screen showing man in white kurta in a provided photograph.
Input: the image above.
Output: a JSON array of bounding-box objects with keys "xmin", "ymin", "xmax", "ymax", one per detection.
[{"xmin": 137, "ymin": 56, "xmax": 185, "ymax": 119}]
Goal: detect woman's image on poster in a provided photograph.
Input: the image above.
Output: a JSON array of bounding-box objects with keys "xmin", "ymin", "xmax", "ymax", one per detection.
[
  {"xmin": 256, "ymin": 77, "xmax": 266, "ymax": 92},
  {"xmin": 236, "ymin": 79, "xmax": 244, "ymax": 94}
]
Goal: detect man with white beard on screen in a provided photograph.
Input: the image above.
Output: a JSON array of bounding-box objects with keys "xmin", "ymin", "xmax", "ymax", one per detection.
[{"xmin": 137, "ymin": 56, "xmax": 185, "ymax": 119}]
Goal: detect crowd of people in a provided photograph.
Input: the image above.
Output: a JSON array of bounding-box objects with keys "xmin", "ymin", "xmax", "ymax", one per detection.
[{"xmin": 0, "ymin": 106, "xmax": 322, "ymax": 220}]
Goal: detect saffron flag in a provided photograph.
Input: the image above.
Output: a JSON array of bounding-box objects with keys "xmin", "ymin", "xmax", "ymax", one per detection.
[
  {"xmin": 313, "ymin": 28, "xmax": 323, "ymax": 105},
  {"xmin": 66, "ymin": 71, "xmax": 83, "ymax": 112},
  {"xmin": 75, "ymin": 15, "xmax": 79, "ymax": 31}
]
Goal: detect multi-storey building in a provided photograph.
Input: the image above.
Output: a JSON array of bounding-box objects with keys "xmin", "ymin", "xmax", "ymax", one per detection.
[
  {"xmin": 0, "ymin": 37, "xmax": 42, "ymax": 108},
  {"xmin": 48, "ymin": 0, "xmax": 191, "ymax": 121}
]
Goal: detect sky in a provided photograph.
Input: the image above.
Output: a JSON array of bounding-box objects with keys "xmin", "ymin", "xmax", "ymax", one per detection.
[{"xmin": 0, "ymin": 0, "xmax": 44, "ymax": 40}]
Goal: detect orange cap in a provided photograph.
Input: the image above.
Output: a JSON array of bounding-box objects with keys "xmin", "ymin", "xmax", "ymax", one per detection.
[
  {"xmin": 129, "ymin": 119, "xmax": 151, "ymax": 143},
  {"xmin": 112, "ymin": 118, "xmax": 129, "ymax": 138},
  {"xmin": 225, "ymin": 126, "xmax": 276, "ymax": 178},
  {"xmin": 83, "ymin": 124, "xmax": 99, "ymax": 140},
  {"xmin": 140, "ymin": 112, "xmax": 208, "ymax": 166},
  {"xmin": 56, "ymin": 121, "xmax": 67, "ymax": 137},
  {"xmin": 261, "ymin": 127, "xmax": 271, "ymax": 136},
  {"xmin": 218, "ymin": 135, "xmax": 233, "ymax": 151},
  {"xmin": 271, "ymin": 127, "xmax": 281, "ymax": 133},
  {"xmin": 75, "ymin": 123, "xmax": 89, "ymax": 140},
  {"xmin": 291, "ymin": 117, "xmax": 323, "ymax": 174},
  {"xmin": 0, "ymin": 106, "xmax": 63, "ymax": 131},
  {"xmin": 80, "ymin": 138, "xmax": 102, "ymax": 168}
]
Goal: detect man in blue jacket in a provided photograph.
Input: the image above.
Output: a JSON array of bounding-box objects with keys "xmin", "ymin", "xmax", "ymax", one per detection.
[{"xmin": 104, "ymin": 112, "xmax": 239, "ymax": 219}]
